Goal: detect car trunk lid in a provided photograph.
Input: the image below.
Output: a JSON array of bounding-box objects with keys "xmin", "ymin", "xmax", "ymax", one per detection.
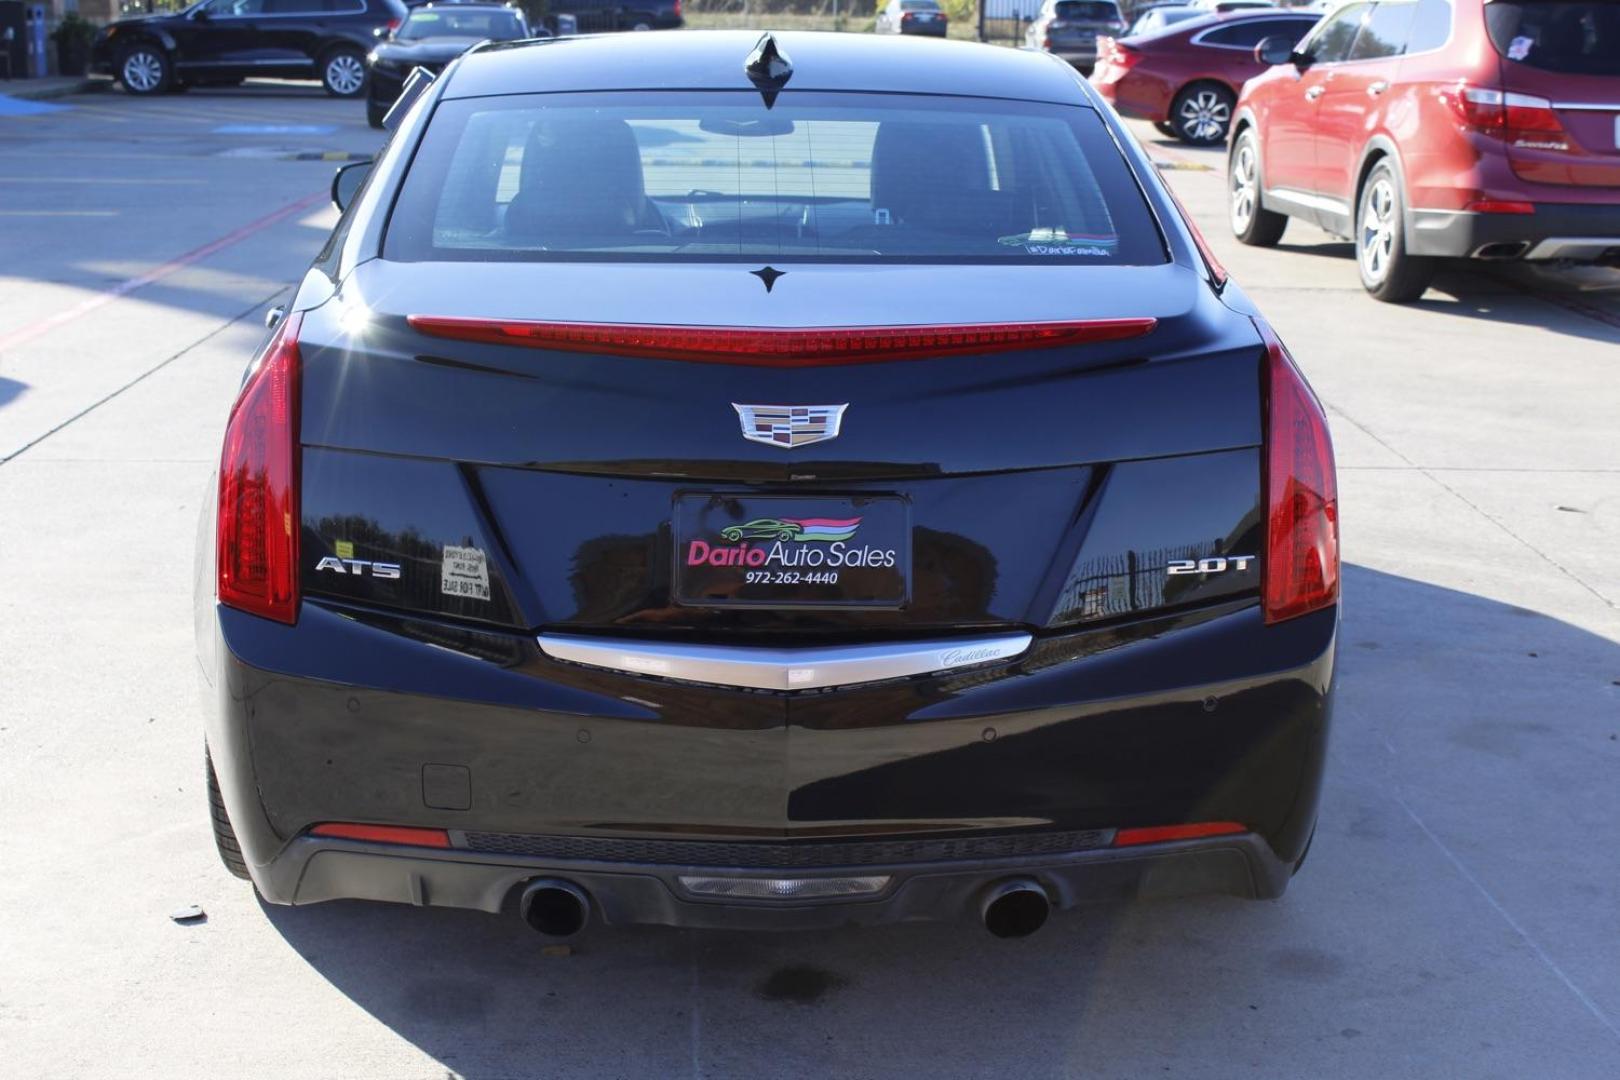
[{"xmin": 296, "ymin": 260, "xmax": 1264, "ymax": 636}]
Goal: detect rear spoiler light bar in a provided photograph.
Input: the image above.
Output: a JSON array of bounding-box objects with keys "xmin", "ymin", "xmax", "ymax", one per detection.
[{"xmin": 406, "ymin": 316, "xmax": 1157, "ymax": 366}]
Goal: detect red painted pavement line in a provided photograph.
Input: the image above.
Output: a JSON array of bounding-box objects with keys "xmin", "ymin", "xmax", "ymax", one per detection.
[{"xmin": 0, "ymin": 189, "xmax": 327, "ymax": 359}]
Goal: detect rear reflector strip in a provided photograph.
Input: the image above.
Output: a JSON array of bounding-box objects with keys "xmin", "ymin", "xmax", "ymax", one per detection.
[
  {"xmin": 1112, "ymin": 822, "xmax": 1245, "ymax": 847},
  {"xmin": 406, "ymin": 317, "xmax": 1157, "ymax": 366},
  {"xmin": 310, "ymin": 823, "xmax": 452, "ymax": 848}
]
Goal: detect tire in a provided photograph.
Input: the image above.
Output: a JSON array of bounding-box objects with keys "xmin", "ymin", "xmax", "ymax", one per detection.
[
  {"xmin": 206, "ymin": 750, "xmax": 252, "ymax": 881},
  {"xmin": 1153, "ymin": 121, "xmax": 1176, "ymax": 138},
  {"xmin": 117, "ymin": 44, "xmax": 171, "ymax": 95},
  {"xmin": 165, "ymin": 80, "xmax": 189, "ymax": 94},
  {"xmin": 1229, "ymin": 128, "xmax": 1288, "ymax": 247},
  {"xmin": 1170, "ymin": 82, "xmax": 1235, "ymax": 147},
  {"xmin": 320, "ymin": 46, "xmax": 367, "ymax": 98},
  {"xmin": 1356, "ymin": 159, "xmax": 1436, "ymax": 303},
  {"xmin": 366, "ymin": 100, "xmax": 388, "ymax": 129}
]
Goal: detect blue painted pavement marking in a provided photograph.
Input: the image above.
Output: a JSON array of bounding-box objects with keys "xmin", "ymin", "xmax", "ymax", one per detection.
[
  {"xmin": 0, "ymin": 95, "xmax": 72, "ymax": 117},
  {"xmin": 213, "ymin": 123, "xmax": 336, "ymax": 135}
]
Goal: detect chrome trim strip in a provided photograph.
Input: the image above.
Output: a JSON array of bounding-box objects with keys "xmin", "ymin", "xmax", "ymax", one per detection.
[
  {"xmin": 1550, "ymin": 102, "xmax": 1620, "ymax": 112},
  {"xmin": 1265, "ymin": 187, "xmax": 1350, "ymax": 216},
  {"xmin": 537, "ymin": 632, "xmax": 1034, "ymax": 691},
  {"xmin": 1523, "ymin": 237, "xmax": 1620, "ymax": 261}
]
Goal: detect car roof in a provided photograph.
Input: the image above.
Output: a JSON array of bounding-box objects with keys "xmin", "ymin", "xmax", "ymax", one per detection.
[{"xmin": 444, "ymin": 30, "xmax": 1094, "ymax": 105}]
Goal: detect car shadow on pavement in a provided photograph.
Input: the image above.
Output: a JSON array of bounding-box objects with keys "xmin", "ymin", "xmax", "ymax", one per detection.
[{"xmin": 262, "ymin": 565, "xmax": 1620, "ymax": 1077}]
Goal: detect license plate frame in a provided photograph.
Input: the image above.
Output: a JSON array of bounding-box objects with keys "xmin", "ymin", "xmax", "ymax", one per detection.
[{"xmin": 672, "ymin": 493, "xmax": 911, "ymax": 610}]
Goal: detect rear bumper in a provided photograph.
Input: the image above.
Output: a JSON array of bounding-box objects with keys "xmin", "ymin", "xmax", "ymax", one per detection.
[
  {"xmin": 203, "ymin": 598, "xmax": 1334, "ymax": 925},
  {"xmin": 1409, "ymin": 201, "xmax": 1620, "ymax": 261},
  {"xmin": 259, "ymin": 830, "xmax": 1291, "ymax": 929}
]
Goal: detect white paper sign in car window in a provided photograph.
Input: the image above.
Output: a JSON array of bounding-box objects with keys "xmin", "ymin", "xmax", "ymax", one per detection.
[{"xmin": 441, "ymin": 545, "xmax": 491, "ymax": 601}]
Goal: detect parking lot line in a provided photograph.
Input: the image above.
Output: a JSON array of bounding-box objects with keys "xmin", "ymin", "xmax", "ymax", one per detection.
[
  {"xmin": 0, "ymin": 175, "xmax": 205, "ymax": 185},
  {"xmin": 0, "ymin": 189, "xmax": 325, "ymax": 358}
]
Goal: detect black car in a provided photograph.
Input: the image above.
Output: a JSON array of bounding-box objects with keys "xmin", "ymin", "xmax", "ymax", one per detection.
[
  {"xmin": 366, "ymin": 3, "xmax": 533, "ymax": 128},
  {"xmin": 201, "ymin": 31, "xmax": 1337, "ymax": 941},
  {"xmin": 92, "ymin": 0, "xmax": 409, "ymax": 97}
]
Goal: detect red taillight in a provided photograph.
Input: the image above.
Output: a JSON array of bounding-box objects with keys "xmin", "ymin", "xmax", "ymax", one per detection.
[
  {"xmin": 1259, "ymin": 320, "xmax": 1338, "ymax": 624},
  {"xmin": 217, "ymin": 312, "xmax": 300, "ymax": 624},
  {"xmin": 385, "ymin": 15, "xmax": 401, "ymax": 30},
  {"xmin": 311, "ymin": 823, "xmax": 452, "ymax": 848},
  {"xmin": 1113, "ymin": 822, "xmax": 1245, "ymax": 847},
  {"xmin": 902, "ymin": 10, "xmax": 914, "ymax": 18},
  {"xmin": 1444, "ymin": 84, "xmax": 1570, "ymax": 152},
  {"xmin": 1466, "ymin": 199, "xmax": 1536, "ymax": 215},
  {"xmin": 672, "ymin": 0, "xmax": 680, "ymax": 16},
  {"xmin": 406, "ymin": 317, "xmax": 1158, "ymax": 366}
]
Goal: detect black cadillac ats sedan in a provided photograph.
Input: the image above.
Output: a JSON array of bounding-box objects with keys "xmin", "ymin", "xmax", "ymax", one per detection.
[{"xmin": 198, "ymin": 31, "xmax": 1338, "ymax": 940}]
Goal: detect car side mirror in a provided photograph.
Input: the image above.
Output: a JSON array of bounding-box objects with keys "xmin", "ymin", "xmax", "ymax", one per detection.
[
  {"xmin": 1254, "ymin": 35, "xmax": 1297, "ymax": 67},
  {"xmin": 331, "ymin": 159, "xmax": 374, "ymax": 212}
]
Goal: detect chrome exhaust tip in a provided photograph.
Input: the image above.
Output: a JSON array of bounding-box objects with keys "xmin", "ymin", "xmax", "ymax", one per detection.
[
  {"xmin": 980, "ymin": 878, "xmax": 1051, "ymax": 939},
  {"xmin": 519, "ymin": 878, "xmax": 591, "ymax": 940}
]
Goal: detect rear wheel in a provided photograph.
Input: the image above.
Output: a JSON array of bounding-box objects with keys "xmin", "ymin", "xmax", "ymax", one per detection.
[
  {"xmin": 1153, "ymin": 121, "xmax": 1176, "ymax": 139},
  {"xmin": 1356, "ymin": 160, "xmax": 1436, "ymax": 303},
  {"xmin": 1229, "ymin": 129, "xmax": 1288, "ymax": 247},
  {"xmin": 321, "ymin": 47, "xmax": 367, "ymax": 98},
  {"xmin": 1170, "ymin": 83, "xmax": 1234, "ymax": 147},
  {"xmin": 118, "ymin": 45, "xmax": 170, "ymax": 95},
  {"xmin": 206, "ymin": 750, "xmax": 252, "ymax": 881}
]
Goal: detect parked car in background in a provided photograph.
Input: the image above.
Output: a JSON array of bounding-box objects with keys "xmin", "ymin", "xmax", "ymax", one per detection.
[
  {"xmin": 1024, "ymin": 0, "xmax": 1126, "ymax": 72},
  {"xmin": 875, "ymin": 0, "xmax": 950, "ymax": 36},
  {"xmin": 1187, "ymin": 0, "xmax": 1276, "ymax": 10},
  {"xmin": 91, "ymin": 0, "xmax": 408, "ymax": 97},
  {"xmin": 1230, "ymin": 0, "xmax": 1620, "ymax": 302},
  {"xmin": 366, "ymin": 2, "xmax": 532, "ymax": 127},
  {"xmin": 538, "ymin": 0, "xmax": 683, "ymax": 33},
  {"xmin": 1127, "ymin": 4, "xmax": 1203, "ymax": 36},
  {"xmin": 1090, "ymin": 8, "xmax": 1320, "ymax": 143},
  {"xmin": 202, "ymin": 30, "xmax": 1336, "ymax": 941}
]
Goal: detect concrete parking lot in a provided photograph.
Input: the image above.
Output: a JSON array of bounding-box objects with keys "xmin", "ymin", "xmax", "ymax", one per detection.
[{"xmin": 2, "ymin": 81, "xmax": 1618, "ymax": 1080}]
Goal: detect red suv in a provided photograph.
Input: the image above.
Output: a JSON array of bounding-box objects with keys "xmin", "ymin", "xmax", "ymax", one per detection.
[
  {"xmin": 1091, "ymin": 9, "xmax": 1323, "ymax": 145},
  {"xmin": 1229, "ymin": 0, "xmax": 1620, "ymax": 301}
]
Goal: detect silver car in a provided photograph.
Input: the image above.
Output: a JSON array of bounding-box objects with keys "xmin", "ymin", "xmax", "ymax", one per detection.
[{"xmin": 1024, "ymin": 0, "xmax": 1126, "ymax": 71}]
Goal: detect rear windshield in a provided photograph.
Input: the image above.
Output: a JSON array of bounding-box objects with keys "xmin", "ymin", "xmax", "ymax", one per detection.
[
  {"xmin": 385, "ymin": 92, "xmax": 1166, "ymax": 265},
  {"xmin": 397, "ymin": 10, "xmax": 526, "ymax": 40},
  {"xmin": 1485, "ymin": 1, "xmax": 1620, "ymax": 75},
  {"xmin": 1056, "ymin": 1, "xmax": 1121, "ymax": 18}
]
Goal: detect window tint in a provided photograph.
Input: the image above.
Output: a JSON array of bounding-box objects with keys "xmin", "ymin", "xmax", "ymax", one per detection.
[
  {"xmin": 397, "ymin": 8, "xmax": 526, "ymax": 39},
  {"xmin": 1301, "ymin": 1, "xmax": 1370, "ymax": 62},
  {"xmin": 1054, "ymin": 1, "xmax": 1121, "ymax": 19},
  {"xmin": 204, "ymin": 0, "xmax": 268, "ymax": 15},
  {"xmin": 1348, "ymin": 1, "xmax": 1417, "ymax": 58},
  {"xmin": 1407, "ymin": 0, "xmax": 1451, "ymax": 50},
  {"xmin": 1199, "ymin": 17, "xmax": 1318, "ymax": 47},
  {"xmin": 1485, "ymin": 2, "xmax": 1620, "ymax": 76},
  {"xmin": 900, "ymin": 0, "xmax": 941, "ymax": 10},
  {"xmin": 386, "ymin": 92, "xmax": 1166, "ymax": 266},
  {"xmin": 263, "ymin": 0, "xmax": 324, "ymax": 12}
]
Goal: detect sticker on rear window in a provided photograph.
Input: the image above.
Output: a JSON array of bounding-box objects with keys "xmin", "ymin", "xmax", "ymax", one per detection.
[
  {"xmin": 999, "ymin": 229, "xmax": 1119, "ymax": 256},
  {"xmin": 441, "ymin": 545, "xmax": 491, "ymax": 601},
  {"xmin": 1507, "ymin": 35, "xmax": 1533, "ymax": 61}
]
